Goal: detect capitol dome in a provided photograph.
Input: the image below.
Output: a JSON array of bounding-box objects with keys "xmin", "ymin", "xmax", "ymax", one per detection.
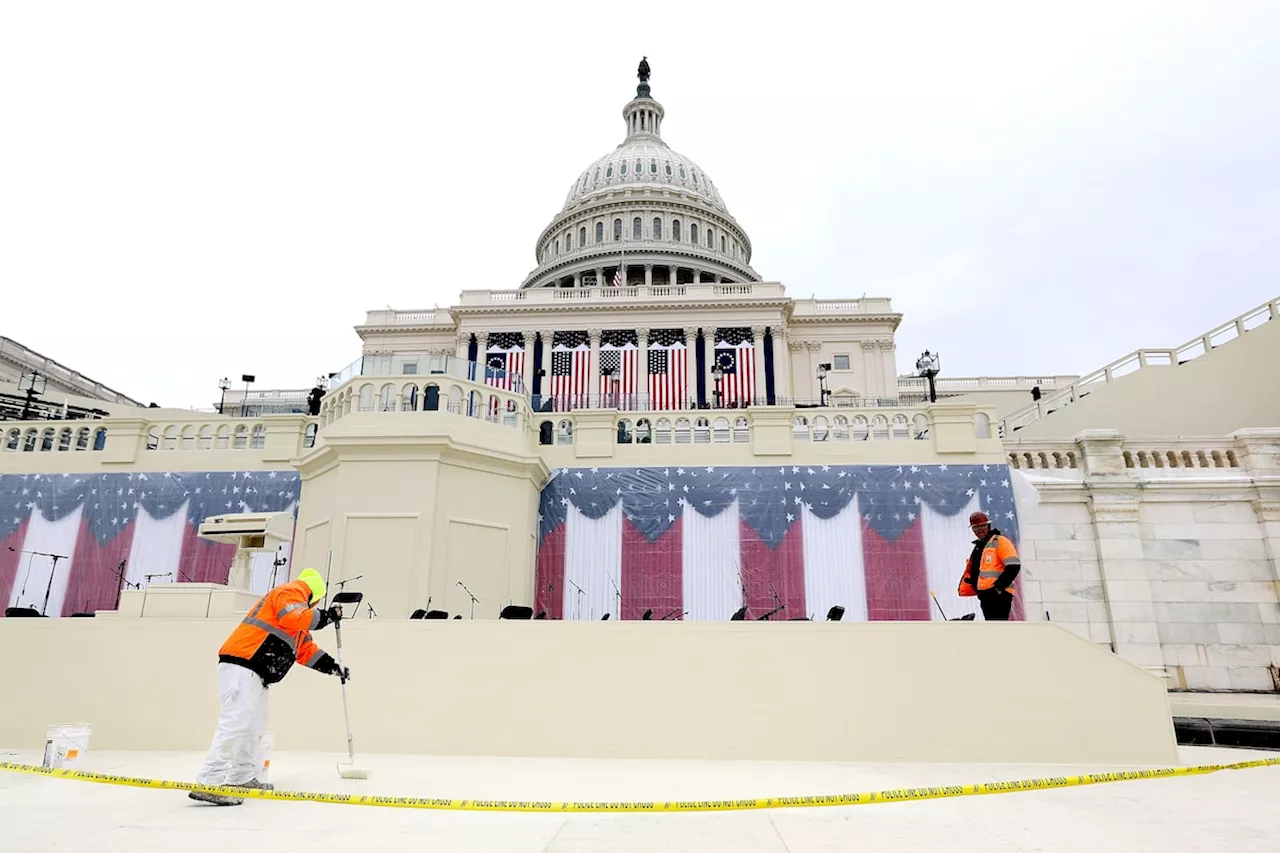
[{"xmin": 521, "ymin": 61, "xmax": 760, "ymax": 290}]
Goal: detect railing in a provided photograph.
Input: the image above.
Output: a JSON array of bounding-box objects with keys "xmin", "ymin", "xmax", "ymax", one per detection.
[
  {"xmin": 528, "ymin": 394, "xmax": 905, "ymax": 413},
  {"xmin": 0, "ymin": 337, "xmax": 143, "ymax": 407},
  {"xmin": 360, "ymin": 309, "xmax": 455, "ymax": 327},
  {"xmin": 1004, "ymin": 436, "xmax": 1243, "ymax": 472},
  {"xmin": 1, "ymin": 414, "xmax": 319, "ymax": 460},
  {"xmin": 790, "ymin": 297, "xmax": 896, "ymax": 316},
  {"xmin": 999, "ymin": 297, "xmax": 1279, "ymax": 436},
  {"xmin": 321, "ymin": 372, "xmax": 532, "ymax": 433},
  {"xmin": 455, "ymin": 281, "xmax": 789, "ymax": 307},
  {"xmin": 897, "ymin": 375, "xmax": 1077, "ymax": 396}
]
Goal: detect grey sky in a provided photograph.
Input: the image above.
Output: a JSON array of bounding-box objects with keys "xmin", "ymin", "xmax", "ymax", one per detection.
[{"xmin": 2, "ymin": 1, "xmax": 1277, "ymax": 408}]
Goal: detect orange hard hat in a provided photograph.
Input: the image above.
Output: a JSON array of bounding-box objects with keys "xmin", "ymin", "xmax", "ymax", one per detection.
[{"xmin": 969, "ymin": 511, "xmax": 990, "ymax": 526}]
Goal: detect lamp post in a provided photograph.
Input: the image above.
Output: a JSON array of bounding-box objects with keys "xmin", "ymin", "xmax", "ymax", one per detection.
[
  {"xmin": 18, "ymin": 372, "xmax": 47, "ymax": 420},
  {"xmin": 711, "ymin": 363, "xmax": 724, "ymax": 409},
  {"xmin": 240, "ymin": 374, "xmax": 256, "ymax": 417},
  {"xmin": 217, "ymin": 377, "xmax": 231, "ymax": 414},
  {"xmin": 916, "ymin": 350, "xmax": 941, "ymax": 403},
  {"xmin": 816, "ymin": 363, "xmax": 831, "ymax": 407}
]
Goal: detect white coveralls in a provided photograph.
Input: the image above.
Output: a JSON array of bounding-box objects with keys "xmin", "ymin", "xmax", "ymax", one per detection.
[{"xmin": 195, "ymin": 662, "xmax": 270, "ymax": 786}]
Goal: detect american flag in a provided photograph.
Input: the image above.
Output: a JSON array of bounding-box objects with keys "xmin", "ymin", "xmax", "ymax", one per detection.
[
  {"xmin": 534, "ymin": 464, "xmax": 1023, "ymax": 622},
  {"xmin": 485, "ymin": 337, "xmax": 526, "ymax": 393},
  {"xmin": 610, "ymin": 267, "xmax": 624, "ymax": 288},
  {"xmin": 1, "ymin": 471, "xmax": 301, "ymax": 617},
  {"xmin": 713, "ymin": 330, "xmax": 756, "ymax": 407},
  {"xmin": 599, "ymin": 331, "xmax": 638, "ymax": 410},
  {"xmin": 550, "ymin": 332, "xmax": 591, "ymax": 409},
  {"xmin": 647, "ymin": 329, "xmax": 688, "ymax": 411}
]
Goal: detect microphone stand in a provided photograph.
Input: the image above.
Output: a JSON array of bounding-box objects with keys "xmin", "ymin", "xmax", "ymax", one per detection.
[
  {"xmin": 336, "ymin": 575, "xmax": 364, "ymax": 617},
  {"xmin": 756, "ymin": 603, "xmax": 787, "ymax": 621},
  {"xmin": 112, "ymin": 558, "xmax": 139, "ymax": 611},
  {"xmin": 567, "ymin": 579, "xmax": 586, "ymax": 621},
  {"xmin": 8, "ymin": 547, "xmax": 70, "ymax": 616},
  {"xmin": 605, "ymin": 574, "xmax": 621, "ymax": 621},
  {"xmin": 456, "ymin": 580, "xmax": 479, "ymax": 619}
]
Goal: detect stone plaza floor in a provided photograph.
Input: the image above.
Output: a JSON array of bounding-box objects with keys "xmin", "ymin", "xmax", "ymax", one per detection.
[{"xmin": 1, "ymin": 745, "xmax": 1277, "ymax": 851}]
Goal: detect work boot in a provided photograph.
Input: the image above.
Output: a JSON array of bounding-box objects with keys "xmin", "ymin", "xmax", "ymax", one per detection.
[
  {"xmin": 236, "ymin": 779, "xmax": 275, "ymax": 791},
  {"xmin": 188, "ymin": 790, "xmax": 245, "ymax": 806}
]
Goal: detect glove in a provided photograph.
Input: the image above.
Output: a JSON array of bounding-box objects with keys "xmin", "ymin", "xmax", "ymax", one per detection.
[
  {"xmin": 335, "ymin": 665, "xmax": 351, "ymax": 682},
  {"xmin": 327, "ymin": 605, "xmax": 344, "ymax": 623}
]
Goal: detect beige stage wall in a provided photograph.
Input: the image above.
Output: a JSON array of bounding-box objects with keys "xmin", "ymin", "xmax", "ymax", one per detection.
[{"xmin": 0, "ymin": 619, "xmax": 1176, "ymax": 765}]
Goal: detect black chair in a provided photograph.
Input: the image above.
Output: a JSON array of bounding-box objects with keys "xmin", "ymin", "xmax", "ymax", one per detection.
[
  {"xmin": 425, "ymin": 609, "xmax": 449, "ymax": 620},
  {"xmin": 826, "ymin": 606, "xmax": 845, "ymax": 622},
  {"xmin": 453, "ymin": 615, "xmax": 462, "ymax": 620},
  {"xmin": 642, "ymin": 608, "xmax": 653, "ymax": 621},
  {"xmin": 410, "ymin": 609, "xmax": 427, "ymax": 620},
  {"xmin": 4, "ymin": 607, "xmax": 43, "ymax": 618},
  {"xmin": 500, "ymin": 605, "xmax": 534, "ymax": 620},
  {"xmin": 601, "ymin": 613, "xmax": 610, "ymax": 620},
  {"xmin": 729, "ymin": 606, "xmax": 747, "ymax": 621}
]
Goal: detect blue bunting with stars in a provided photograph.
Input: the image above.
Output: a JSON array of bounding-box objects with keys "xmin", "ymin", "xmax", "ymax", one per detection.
[{"xmin": 538, "ymin": 464, "xmax": 1019, "ymax": 549}]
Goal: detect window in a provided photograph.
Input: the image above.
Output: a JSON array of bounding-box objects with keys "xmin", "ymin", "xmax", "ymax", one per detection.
[
  {"xmin": 565, "ymin": 232, "xmax": 571, "ymax": 250},
  {"xmin": 707, "ymin": 228, "xmax": 713, "ymax": 248},
  {"xmin": 554, "ymin": 239, "xmax": 560, "ymax": 255},
  {"xmin": 593, "ymin": 168, "xmax": 600, "ymax": 183},
  {"xmin": 679, "ymin": 165, "xmax": 686, "ymax": 179},
  {"xmin": 833, "ymin": 355, "xmax": 851, "ymax": 371},
  {"xmin": 633, "ymin": 217, "xmax": 642, "ymax": 239},
  {"xmin": 650, "ymin": 159, "xmax": 657, "ymax": 174},
  {"xmin": 606, "ymin": 165, "xmax": 613, "ymax": 178},
  {"xmin": 579, "ymin": 226, "xmax": 586, "ymax": 246},
  {"xmin": 595, "ymin": 222, "xmax": 603, "ymax": 242},
  {"xmin": 672, "ymin": 219, "xmax": 681, "ymax": 241},
  {"xmin": 402, "ymin": 363, "xmax": 419, "ymax": 375},
  {"xmin": 692, "ymin": 171, "xmax": 699, "ymax": 185},
  {"xmin": 620, "ymin": 161, "xmax": 627, "ymax": 176},
  {"xmin": 690, "ymin": 224, "xmax": 698, "ymax": 244},
  {"xmin": 721, "ymin": 235, "xmax": 726, "ymax": 252},
  {"xmin": 653, "ymin": 217, "xmax": 662, "ymax": 239},
  {"xmin": 665, "ymin": 162, "xmax": 672, "ymax": 176},
  {"xmin": 613, "ymin": 218, "xmax": 622, "ymax": 240},
  {"xmin": 635, "ymin": 159, "xmax": 642, "ymax": 174}
]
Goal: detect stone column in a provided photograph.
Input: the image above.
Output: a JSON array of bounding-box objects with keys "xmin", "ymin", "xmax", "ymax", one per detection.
[
  {"xmin": 477, "ymin": 332, "xmax": 489, "ymax": 366},
  {"xmin": 805, "ymin": 341, "xmax": 823, "ymax": 403},
  {"xmin": 539, "ymin": 330, "xmax": 554, "ymax": 400},
  {"xmin": 588, "ymin": 328, "xmax": 602, "ymax": 409},
  {"xmin": 861, "ymin": 341, "xmax": 878, "ymax": 402},
  {"xmin": 704, "ymin": 327, "xmax": 718, "ymax": 407},
  {"xmin": 668, "ymin": 266, "xmax": 678, "ymax": 287},
  {"xmin": 1234, "ymin": 428, "xmax": 1280, "ymax": 586},
  {"xmin": 620, "ymin": 263, "xmax": 628, "ymax": 287},
  {"xmin": 644, "ymin": 264, "xmax": 653, "ymax": 288},
  {"xmin": 683, "ymin": 326, "xmax": 699, "ymax": 408},
  {"xmin": 879, "ymin": 340, "xmax": 898, "ymax": 401},
  {"xmin": 521, "ymin": 331, "xmax": 536, "ymax": 395},
  {"xmin": 773, "ymin": 326, "xmax": 791, "ymax": 401},
  {"xmin": 750, "ymin": 325, "xmax": 768, "ymax": 405},
  {"xmin": 694, "ymin": 270, "xmax": 703, "ymax": 285},
  {"xmin": 595, "ymin": 267, "xmax": 604, "ymax": 288},
  {"xmin": 788, "ymin": 340, "xmax": 804, "ymax": 403},
  {"xmin": 456, "ymin": 332, "xmax": 470, "ymax": 360},
  {"xmin": 636, "ymin": 327, "xmax": 650, "ymax": 409},
  {"xmin": 573, "ymin": 272, "xmax": 582, "ymax": 288}
]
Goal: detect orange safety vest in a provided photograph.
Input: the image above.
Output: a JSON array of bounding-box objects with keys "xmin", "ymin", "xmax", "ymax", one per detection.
[
  {"xmin": 219, "ymin": 579, "xmax": 330, "ymax": 684},
  {"xmin": 957, "ymin": 534, "xmax": 1020, "ymax": 597}
]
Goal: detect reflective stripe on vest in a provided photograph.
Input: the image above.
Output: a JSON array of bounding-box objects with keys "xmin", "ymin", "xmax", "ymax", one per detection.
[{"xmin": 242, "ymin": 599, "xmax": 298, "ymax": 653}]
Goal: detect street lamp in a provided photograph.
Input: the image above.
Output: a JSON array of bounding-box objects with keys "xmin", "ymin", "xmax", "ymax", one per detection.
[
  {"xmin": 217, "ymin": 377, "xmax": 231, "ymax": 414},
  {"xmin": 18, "ymin": 372, "xmax": 47, "ymax": 420},
  {"xmin": 711, "ymin": 363, "xmax": 724, "ymax": 408},
  {"xmin": 816, "ymin": 363, "xmax": 831, "ymax": 407},
  {"xmin": 916, "ymin": 350, "xmax": 941, "ymax": 403},
  {"xmin": 240, "ymin": 374, "xmax": 256, "ymax": 417}
]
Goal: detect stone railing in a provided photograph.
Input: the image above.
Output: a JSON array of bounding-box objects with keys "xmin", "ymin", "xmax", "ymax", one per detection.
[
  {"xmin": 1004, "ymin": 432, "xmax": 1248, "ymax": 473},
  {"xmin": 321, "ymin": 372, "xmax": 533, "ymax": 434},
  {"xmin": 0, "ymin": 414, "xmax": 318, "ymax": 470},
  {"xmin": 1000, "ymin": 297, "xmax": 1280, "ymax": 436},
  {"xmin": 360, "ymin": 309, "xmax": 455, "ymax": 327},
  {"xmin": 790, "ymin": 297, "xmax": 896, "ymax": 317},
  {"xmin": 898, "ymin": 374, "xmax": 1077, "ymax": 397},
  {"xmin": 533, "ymin": 402, "xmax": 1003, "ymax": 461},
  {"xmin": 456, "ymin": 282, "xmax": 789, "ymax": 307}
]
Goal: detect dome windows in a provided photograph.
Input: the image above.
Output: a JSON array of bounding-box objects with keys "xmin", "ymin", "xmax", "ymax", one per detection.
[
  {"xmin": 593, "ymin": 168, "xmax": 600, "ymax": 184},
  {"xmin": 613, "ymin": 219, "xmax": 622, "ymax": 240},
  {"xmin": 595, "ymin": 222, "xmax": 604, "ymax": 242},
  {"xmin": 672, "ymin": 219, "xmax": 681, "ymax": 241},
  {"xmin": 633, "ymin": 217, "xmax": 642, "ymax": 240},
  {"xmin": 653, "ymin": 217, "xmax": 662, "ymax": 239},
  {"xmin": 635, "ymin": 159, "xmax": 643, "ymax": 175},
  {"xmin": 721, "ymin": 235, "xmax": 726, "ymax": 252},
  {"xmin": 620, "ymin": 162, "xmax": 627, "ymax": 177},
  {"xmin": 579, "ymin": 226, "xmax": 587, "ymax": 247},
  {"xmin": 665, "ymin": 162, "xmax": 672, "ymax": 176},
  {"xmin": 650, "ymin": 160, "xmax": 657, "ymax": 174},
  {"xmin": 606, "ymin": 165, "xmax": 613, "ymax": 178},
  {"xmin": 692, "ymin": 171, "xmax": 699, "ymax": 186},
  {"xmin": 706, "ymin": 228, "xmax": 713, "ymax": 248},
  {"xmin": 565, "ymin": 231, "xmax": 572, "ymax": 251},
  {"xmin": 690, "ymin": 223, "xmax": 699, "ymax": 245}
]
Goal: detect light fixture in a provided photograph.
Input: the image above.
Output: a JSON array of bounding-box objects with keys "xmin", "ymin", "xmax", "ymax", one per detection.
[
  {"xmin": 18, "ymin": 372, "xmax": 47, "ymax": 420},
  {"xmin": 217, "ymin": 377, "xmax": 232, "ymax": 415},
  {"xmin": 815, "ymin": 363, "xmax": 832, "ymax": 407},
  {"xmin": 916, "ymin": 351, "xmax": 941, "ymax": 402}
]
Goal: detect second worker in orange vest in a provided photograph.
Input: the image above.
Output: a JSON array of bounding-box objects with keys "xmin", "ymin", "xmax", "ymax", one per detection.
[
  {"xmin": 957, "ymin": 511, "xmax": 1021, "ymax": 621},
  {"xmin": 190, "ymin": 568, "xmax": 347, "ymax": 806}
]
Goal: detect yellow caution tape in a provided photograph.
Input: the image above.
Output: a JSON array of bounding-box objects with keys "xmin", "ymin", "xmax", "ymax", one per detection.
[{"xmin": 1, "ymin": 757, "xmax": 1278, "ymax": 813}]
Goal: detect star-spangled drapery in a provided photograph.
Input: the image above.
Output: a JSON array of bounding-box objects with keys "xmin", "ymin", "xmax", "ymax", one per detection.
[
  {"xmin": 1, "ymin": 471, "xmax": 301, "ymax": 617},
  {"xmin": 535, "ymin": 464, "xmax": 1022, "ymax": 622}
]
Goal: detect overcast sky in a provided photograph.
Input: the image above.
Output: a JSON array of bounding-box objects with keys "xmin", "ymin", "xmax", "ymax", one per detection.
[{"xmin": 2, "ymin": 2, "xmax": 1277, "ymax": 408}]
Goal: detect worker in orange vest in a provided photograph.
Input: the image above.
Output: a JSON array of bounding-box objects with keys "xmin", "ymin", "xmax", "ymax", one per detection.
[
  {"xmin": 957, "ymin": 511, "xmax": 1021, "ymax": 621},
  {"xmin": 190, "ymin": 569, "xmax": 348, "ymax": 806}
]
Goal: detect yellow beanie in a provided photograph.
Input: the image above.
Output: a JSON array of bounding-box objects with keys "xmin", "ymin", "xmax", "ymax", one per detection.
[{"xmin": 297, "ymin": 568, "xmax": 326, "ymax": 604}]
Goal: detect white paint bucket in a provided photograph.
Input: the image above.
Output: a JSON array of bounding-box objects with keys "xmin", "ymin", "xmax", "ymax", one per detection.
[
  {"xmin": 42, "ymin": 724, "xmax": 92, "ymax": 770},
  {"xmin": 257, "ymin": 732, "xmax": 275, "ymax": 783}
]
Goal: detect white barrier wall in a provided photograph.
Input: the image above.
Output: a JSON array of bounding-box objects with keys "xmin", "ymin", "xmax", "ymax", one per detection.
[{"xmin": 0, "ymin": 618, "xmax": 1176, "ymax": 765}]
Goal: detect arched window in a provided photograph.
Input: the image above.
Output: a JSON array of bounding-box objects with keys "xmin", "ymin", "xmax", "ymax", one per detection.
[
  {"xmin": 635, "ymin": 159, "xmax": 642, "ymax": 175},
  {"xmin": 564, "ymin": 232, "xmax": 571, "ymax": 251},
  {"xmin": 593, "ymin": 168, "xmax": 600, "ymax": 184},
  {"xmin": 692, "ymin": 171, "xmax": 699, "ymax": 185},
  {"xmin": 653, "ymin": 217, "xmax": 662, "ymax": 240},
  {"xmin": 424, "ymin": 384, "xmax": 440, "ymax": 411},
  {"xmin": 673, "ymin": 219, "xmax": 682, "ymax": 241},
  {"xmin": 554, "ymin": 239, "xmax": 560, "ymax": 255},
  {"xmin": 707, "ymin": 228, "xmax": 714, "ymax": 248},
  {"xmin": 690, "ymin": 224, "xmax": 698, "ymax": 245},
  {"xmin": 595, "ymin": 222, "xmax": 603, "ymax": 242},
  {"xmin": 613, "ymin": 219, "xmax": 622, "ymax": 240},
  {"xmin": 721, "ymin": 235, "xmax": 726, "ymax": 252},
  {"xmin": 606, "ymin": 165, "xmax": 613, "ymax": 178},
  {"xmin": 665, "ymin": 162, "xmax": 672, "ymax": 176},
  {"xmin": 650, "ymin": 159, "xmax": 658, "ymax": 174},
  {"xmin": 579, "ymin": 226, "xmax": 586, "ymax": 246},
  {"xmin": 679, "ymin": 165, "xmax": 686, "ymax": 179},
  {"xmin": 632, "ymin": 217, "xmax": 642, "ymax": 239},
  {"xmin": 620, "ymin": 161, "xmax": 627, "ymax": 176}
]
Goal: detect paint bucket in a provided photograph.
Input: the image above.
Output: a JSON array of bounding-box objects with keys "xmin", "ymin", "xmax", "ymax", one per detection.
[
  {"xmin": 42, "ymin": 724, "xmax": 92, "ymax": 770},
  {"xmin": 257, "ymin": 732, "xmax": 274, "ymax": 783}
]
